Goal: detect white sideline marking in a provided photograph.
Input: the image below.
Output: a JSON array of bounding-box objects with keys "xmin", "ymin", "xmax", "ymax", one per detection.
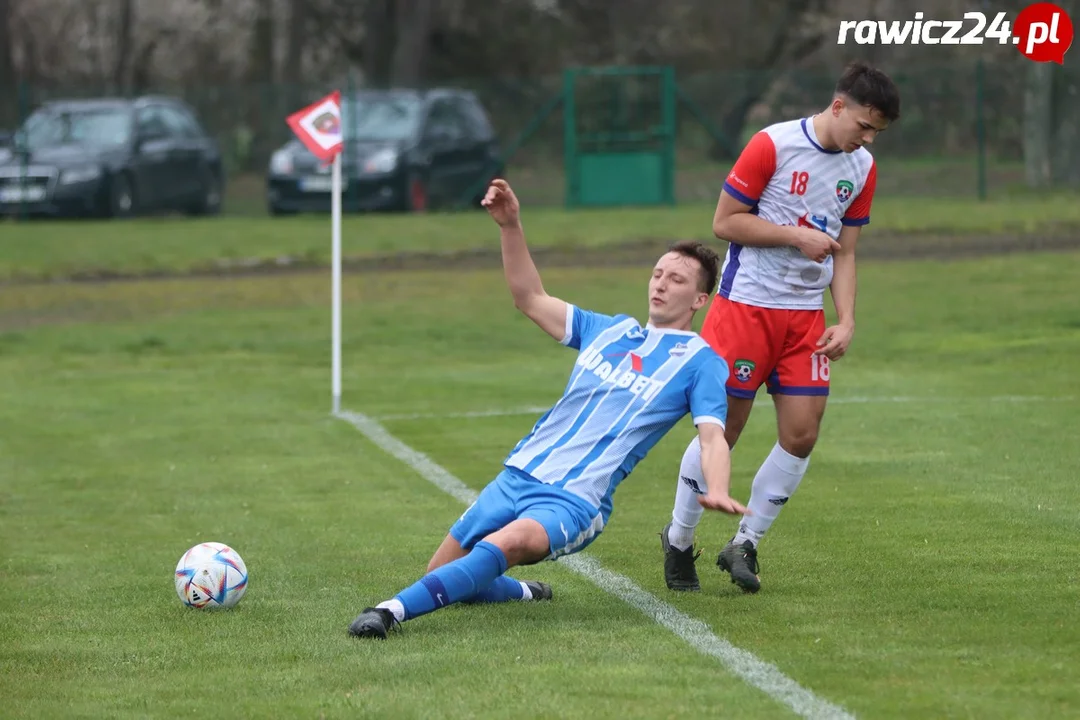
[
  {"xmin": 335, "ymin": 408, "xmax": 855, "ymax": 720},
  {"xmin": 377, "ymin": 406, "xmax": 551, "ymax": 421},
  {"xmin": 374, "ymin": 395, "xmax": 1075, "ymax": 422}
]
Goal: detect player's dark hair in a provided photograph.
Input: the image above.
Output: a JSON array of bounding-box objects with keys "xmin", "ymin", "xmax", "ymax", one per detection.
[
  {"xmin": 835, "ymin": 61, "xmax": 901, "ymax": 122},
  {"xmin": 669, "ymin": 240, "xmax": 720, "ymax": 295}
]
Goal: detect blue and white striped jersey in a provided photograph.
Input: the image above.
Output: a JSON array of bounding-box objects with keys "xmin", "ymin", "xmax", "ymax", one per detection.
[{"xmin": 504, "ymin": 304, "xmax": 729, "ymax": 521}]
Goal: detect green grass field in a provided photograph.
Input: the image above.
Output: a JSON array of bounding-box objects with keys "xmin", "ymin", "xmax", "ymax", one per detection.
[
  {"xmin": 1, "ymin": 219, "xmax": 1079, "ymax": 718},
  {"xmin": 2, "ymin": 192, "xmax": 1080, "ymax": 282}
]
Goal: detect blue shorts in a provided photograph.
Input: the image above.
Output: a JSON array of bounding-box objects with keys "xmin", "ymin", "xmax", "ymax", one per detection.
[{"xmin": 450, "ymin": 467, "xmax": 604, "ymax": 562}]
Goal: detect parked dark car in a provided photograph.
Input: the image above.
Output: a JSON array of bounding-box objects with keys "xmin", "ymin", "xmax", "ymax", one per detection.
[
  {"xmin": 266, "ymin": 88, "xmax": 504, "ymax": 214},
  {"xmin": 0, "ymin": 96, "xmax": 224, "ymax": 218}
]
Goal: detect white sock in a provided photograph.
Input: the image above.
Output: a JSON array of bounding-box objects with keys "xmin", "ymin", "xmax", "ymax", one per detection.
[
  {"xmin": 668, "ymin": 436, "xmax": 706, "ymax": 551},
  {"xmin": 519, "ymin": 581, "xmax": 533, "ymax": 600},
  {"xmin": 733, "ymin": 442, "xmax": 809, "ymax": 548},
  {"xmin": 376, "ymin": 599, "xmax": 406, "ymax": 622}
]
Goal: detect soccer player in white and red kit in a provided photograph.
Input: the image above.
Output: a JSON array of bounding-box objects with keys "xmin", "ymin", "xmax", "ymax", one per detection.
[{"xmin": 660, "ymin": 62, "xmax": 902, "ymax": 594}]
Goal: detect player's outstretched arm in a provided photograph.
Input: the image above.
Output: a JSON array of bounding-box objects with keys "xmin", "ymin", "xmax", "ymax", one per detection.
[
  {"xmin": 482, "ymin": 180, "xmax": 568, "ymax": 342},
  {"xmin": 695, "ymin": 422, "xmax": 749, "ymax": 516}
]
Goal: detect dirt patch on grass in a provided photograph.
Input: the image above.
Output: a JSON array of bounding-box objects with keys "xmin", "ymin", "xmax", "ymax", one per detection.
[
  {"xmin": 337, "ymin": 229, "xmax": 1080, "ymax": 271},
  {"xmin": 3, "ymin": 228, "xmax": 1080, "ymax": 286},
  {"xmin": 1, "ymin": 229, "xmax": 1077, "ymax": 333}
]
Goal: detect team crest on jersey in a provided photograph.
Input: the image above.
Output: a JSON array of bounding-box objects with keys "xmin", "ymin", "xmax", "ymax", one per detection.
[
  {"xmin": 836, "ymin": 179, "xmax": 854, "ymax": 203},
  {"xmin": 669, "ymin": 342, "xmax": 688, "ymax": 357},
  {"xmin": 733, "ymin": 359, "xmax": 755, "ymax": 383}
]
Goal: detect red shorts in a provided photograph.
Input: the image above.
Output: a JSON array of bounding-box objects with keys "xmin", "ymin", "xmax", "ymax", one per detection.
[{"xmin": 701, "ymin": 296, "xmax": 830, "ymax": 399}]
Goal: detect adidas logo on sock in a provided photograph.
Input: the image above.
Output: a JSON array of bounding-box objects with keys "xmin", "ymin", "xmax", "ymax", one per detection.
[{"xmin": 680, "ymin": 475, "xmax": 703, "ymax": 494}]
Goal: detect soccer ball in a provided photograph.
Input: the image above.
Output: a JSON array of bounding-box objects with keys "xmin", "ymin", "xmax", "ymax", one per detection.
[{"xmin": 174, "ymin": 542, "xmax": 249, "ymax": 609}]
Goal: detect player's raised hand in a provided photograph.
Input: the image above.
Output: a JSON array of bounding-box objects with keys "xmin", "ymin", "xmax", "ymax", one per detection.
[
  {"xmin": 698, "ymin": 493, "xmax": 750, "ymax": 516},
  {"xmin": 792, "ymin": 228, "xmax": 842, "ymax": 263},
  {"xmin": 814, "ymin": 323, "xmax": 854, "ymax": 360},
  {"xmin": 482, "ymin": 179, "xmax": 520, "ymax": 228}
]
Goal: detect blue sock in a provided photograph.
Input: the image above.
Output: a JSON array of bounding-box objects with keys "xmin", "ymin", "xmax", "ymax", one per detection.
[
  {"xmin": 465, "ymin": 575, "xmax": 526, "ymax": 604},
  {"xmin": 395, "ymin": 541, "xmax": 508, "ymax": 621}
]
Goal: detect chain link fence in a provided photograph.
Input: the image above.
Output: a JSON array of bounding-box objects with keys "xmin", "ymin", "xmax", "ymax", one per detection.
[{"xmin": 7, "ymin": 61, "xmax": 1077, "ymax": 214}]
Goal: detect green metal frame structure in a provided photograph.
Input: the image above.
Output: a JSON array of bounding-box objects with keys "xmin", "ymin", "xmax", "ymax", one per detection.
[{"xmin": 562, "ymin": 66, "xmax": 677, "ymax": 208}]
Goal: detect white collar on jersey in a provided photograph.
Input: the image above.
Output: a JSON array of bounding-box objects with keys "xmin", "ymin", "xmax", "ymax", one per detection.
[{"xmin": 644, "ymin": 322, "xmax": 696, "ymax": 336}]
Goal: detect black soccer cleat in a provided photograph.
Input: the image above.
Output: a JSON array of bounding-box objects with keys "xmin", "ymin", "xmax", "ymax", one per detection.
[
  {"xmin": 660, "ymin": 522, "xmax": 702, "ymax": 591},
  {"xmin": 523, "ymin": 581, "xmax": 553, "ymax": 601},
  {"xmin": 348, "ymin": 607, "xmax": 398, "ymax": 639},
  {"xmin": 717, "ymin": 539, "xmax": 761, "ymax": 593}
]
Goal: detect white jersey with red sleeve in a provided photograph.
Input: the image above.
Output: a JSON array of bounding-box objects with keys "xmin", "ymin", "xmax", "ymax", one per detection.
[{"xmin": 717, "ymin": 117, "xmax": 877, "ymax": 310}]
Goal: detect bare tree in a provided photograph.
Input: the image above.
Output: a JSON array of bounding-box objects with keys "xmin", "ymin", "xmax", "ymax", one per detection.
[
  {"xmin": 248, "ymin": 0, "xmax": 275, "ymax": 86},
  {"xmin": 129, "ymin": 30, "xmax": 169, "ymax": 95},
  {"xmin": 303, "ymin": 0, "xmax": 368, "ymax": 70},
  {"xmin": 246, "ymin": 0, "xmax": 277, "ymax": 170},
  {"xmin": 112, "ymin": 0, "xmax": 134, "ymax": 94},
  {"xmin": 0, "ymin": 0, "xmax": 16, "ymax": 124},
  {"xmin": 390, "ymin": 0, "xmax": 433, "ymax": 87},
  {"xmin": 1024, "ymin": 63, "xmax": 1054, "ymax": 188},
  {"xmin": 1049, "ymin": 2, "xmax": 1080, "ymax": 187},
  {"xmin": 362, "ymin": 0, "xmax": 393, "ymax": 87},
  {"xmin": 281, "ymin": 0, "xmax": 308, "ymax": 111},
  {"xmin": 1022, "ymin": 0, "xmax": 1080, "ymax": 188}
]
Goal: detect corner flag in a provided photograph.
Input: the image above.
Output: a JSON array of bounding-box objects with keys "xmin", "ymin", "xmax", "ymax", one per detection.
[
  {"xmin": 285, "ymin": 90, "xmax": 345, "ymax": 413},
  {"xmin": 285, "ymin": 90, "xmax": 344, "ymax": 162}
]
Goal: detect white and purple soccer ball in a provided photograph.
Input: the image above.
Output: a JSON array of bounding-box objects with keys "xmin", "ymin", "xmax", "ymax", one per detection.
[{"xmin": 174, "ymin": 542, "xmax": 248, "ymax": 609}]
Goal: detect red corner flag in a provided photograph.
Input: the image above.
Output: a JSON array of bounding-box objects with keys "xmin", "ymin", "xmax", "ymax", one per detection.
[{"xmin": 285, "ymin": 90, "xmax": 344, "ymax": 162}]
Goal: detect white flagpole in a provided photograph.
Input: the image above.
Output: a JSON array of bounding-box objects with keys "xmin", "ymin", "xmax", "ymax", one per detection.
[{"xmin": 331, "ymin": 150, "xmax": 342, "ymax": 415}]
